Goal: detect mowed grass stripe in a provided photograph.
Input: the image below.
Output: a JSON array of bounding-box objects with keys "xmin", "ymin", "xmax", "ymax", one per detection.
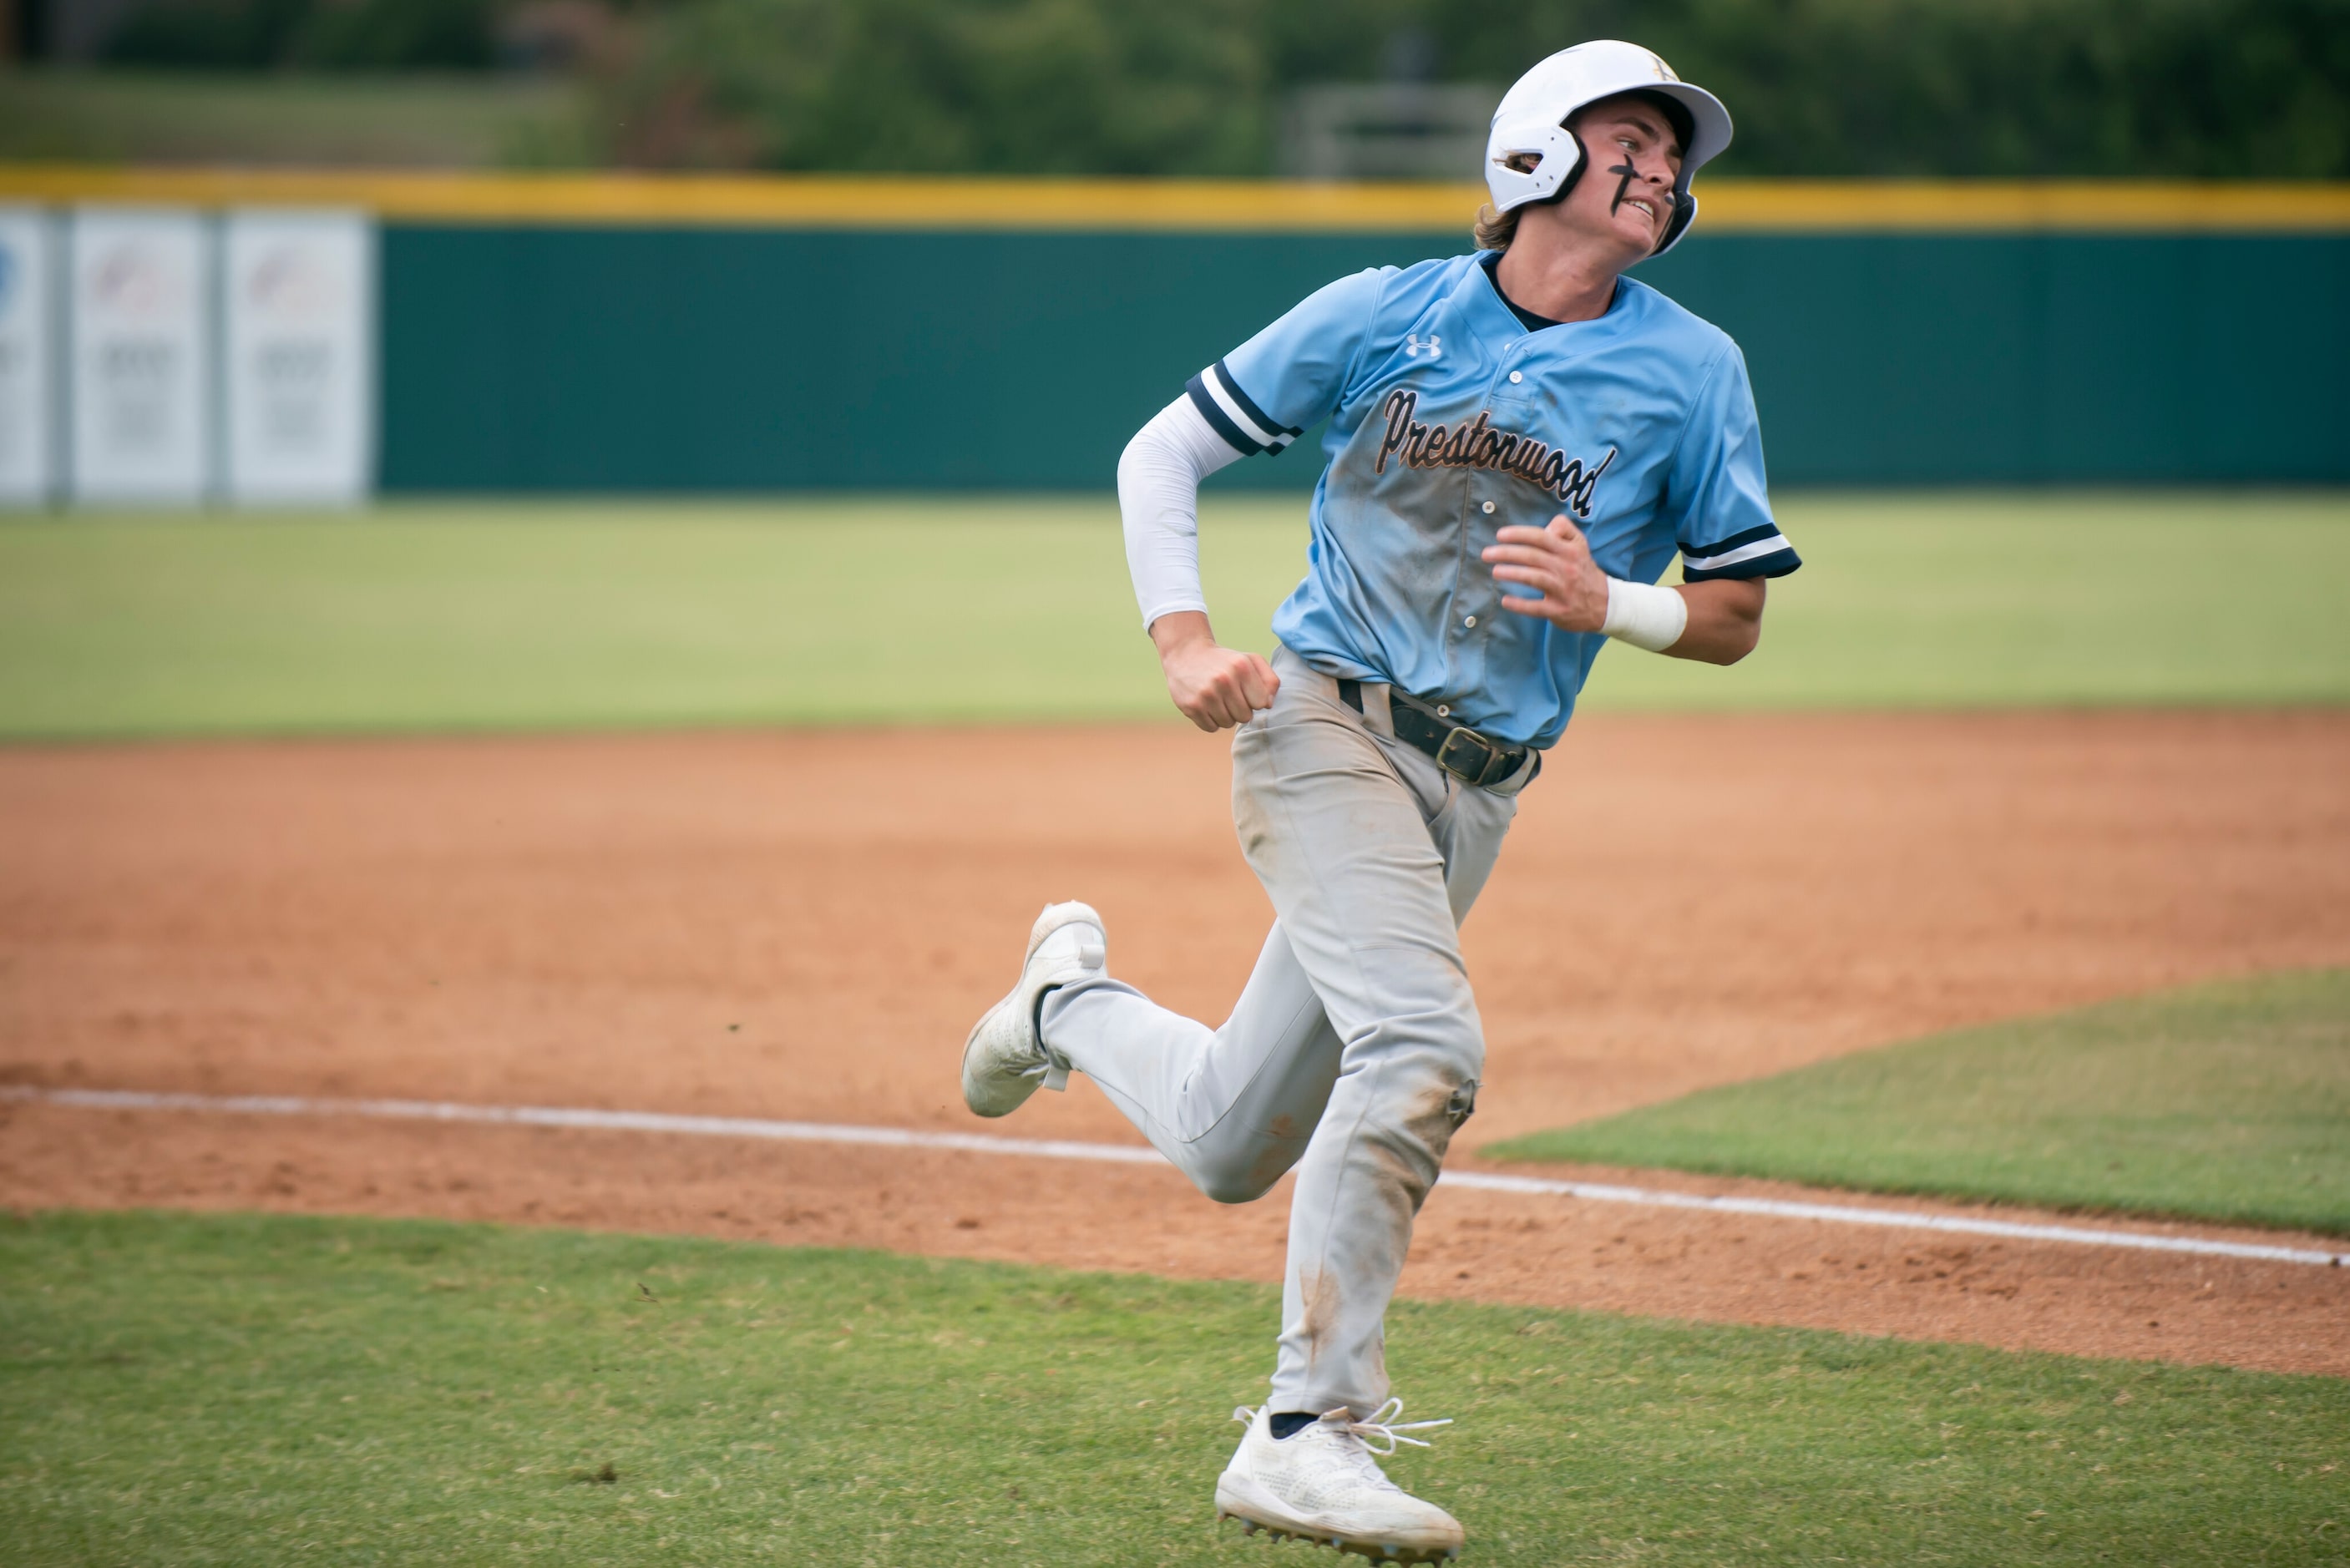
[
  {"xmin": 1488, "ymin": 969, "xmax": 2350, "ymax": 1237},
  {"xmin": 1584, "ymin": 492, "xmax": 2350, "ymax": 711},
  {"xmin": 0, "ymin": 492, "xmax": 2343, "ymax": 740},
  {"xmin": 3, "ymin": 1211, "xmax": 2344, "ymax": 1567},
  {"xmin": 0, "ymin": 501, "xmax": 1201, "ymax": 738}
]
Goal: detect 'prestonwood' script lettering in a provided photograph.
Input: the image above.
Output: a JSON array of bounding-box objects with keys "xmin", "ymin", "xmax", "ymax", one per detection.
[{"xmin": 1374, "ymin": 388, "xmax": 1617, "ymax": 517}]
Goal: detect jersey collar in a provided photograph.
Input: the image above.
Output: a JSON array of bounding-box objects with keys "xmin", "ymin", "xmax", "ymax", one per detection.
[
  {"xmin": 1477, "ymin": 250, "xmax": 1564, "ymax": 334},
  {"xmin": 1460, "ymin": 252, "xmax": 1646, "ymax": 354}
]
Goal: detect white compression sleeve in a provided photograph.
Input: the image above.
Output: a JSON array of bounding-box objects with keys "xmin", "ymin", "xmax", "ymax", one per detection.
[
  {"xmin": 1601, "ymin": 576, "xmax": 1690, "ymax": 653},
  {"xmin": 1117, "ymin": 396, "xmax": 1244, "ymax": 630}
]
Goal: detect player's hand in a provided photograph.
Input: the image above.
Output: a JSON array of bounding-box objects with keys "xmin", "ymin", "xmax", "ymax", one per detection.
[
  {"xmin": 1150, "ymin": 612, "xmax": 1279, "ymax": 732},
  {"xmin": 1482, "ymin": 514, "xmax": 1611, "ymax": 632}
]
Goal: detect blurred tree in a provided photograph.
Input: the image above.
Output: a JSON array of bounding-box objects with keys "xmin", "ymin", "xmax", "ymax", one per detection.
[
  {"xmin": 291, "ymin": 0, "xmax": 500, "ymax": 69},
  {"xmin": 104, "ymin": 0, "xmax": 312, "ymax": 66},
  {"xmin": 79, "ymin": 0, "xmax": 2350, "ymax": 175},
  {"xmin": 597, "ymin": 0, "xmax": 2349, "ymax": 175},
  {"xmin": 103, "ymin": 0, "xmax": 505, "ymax": 69},
  {"xmin": 1413, "ymin": 0, "xmax": 2350, "ymax": 178},
  {"xmin": 597, "ymin": 0, "xmax": 1269, "ymax": 172}
]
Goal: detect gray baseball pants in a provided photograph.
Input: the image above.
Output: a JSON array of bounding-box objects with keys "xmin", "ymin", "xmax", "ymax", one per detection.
[{"xmin": 1040, "ymin": 644, "xmax": 1532, "ymax": 1419}]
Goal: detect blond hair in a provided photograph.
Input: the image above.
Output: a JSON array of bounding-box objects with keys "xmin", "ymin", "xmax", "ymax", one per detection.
[{"xmin": 1472, "ymin": 201, "xmax": 1519, "ymax": 251}]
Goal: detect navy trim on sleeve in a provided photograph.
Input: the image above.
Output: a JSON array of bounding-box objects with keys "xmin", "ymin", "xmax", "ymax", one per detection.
[
  {"xmin": 1683, "ymin": 545, "xmax": 1802, "ymax": 582},
  {"xmin": 1212, "ymin": 358, "xmax": 1304, "ymax": 444},
  {"xmin": 1185, "ymin": 372, "xmax": 1263, "ymax": 455},
  {"xmin": 1679, "ymin": 522, "xmax": 1802, "ymax": 581},
  {"xmin": 1185, "ymin": 360, "xmax": 1301, "ymax": 458},
  {"xmin": 1677, "ymin": 521, "xmax": 1780, "ymax": 557}
]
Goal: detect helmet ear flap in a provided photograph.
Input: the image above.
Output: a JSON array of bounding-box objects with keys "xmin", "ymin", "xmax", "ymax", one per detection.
[
  {"xmin": 1651, "ymin": 190, "xmax": 1699, "ymax": 255},
  {"xmin": 1553, "ymin": 129, "xmax": 1589, "ymax": 200}
]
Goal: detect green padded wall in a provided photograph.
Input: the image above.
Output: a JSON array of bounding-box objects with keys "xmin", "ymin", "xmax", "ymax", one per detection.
[{"xmin": 379, "ymin": 225, "xmax": 2348, "ymax": 490}]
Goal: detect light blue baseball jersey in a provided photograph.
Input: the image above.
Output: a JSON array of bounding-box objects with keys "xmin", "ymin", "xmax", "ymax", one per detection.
[{"xmin": 1186, "ymin": 251, "xmax": 1798, "ymax": 748}]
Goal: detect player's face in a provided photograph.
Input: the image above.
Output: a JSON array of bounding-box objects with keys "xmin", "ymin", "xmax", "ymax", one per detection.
[{"xmin": 1562, "ymin": 95, "xmax": 1685, "ymax": 255}]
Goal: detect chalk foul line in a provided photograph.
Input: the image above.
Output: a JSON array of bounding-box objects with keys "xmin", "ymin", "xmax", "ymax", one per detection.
[{"xmin": 6, "ymin": 1084, "xmax": 2340, "ymax": 1269}]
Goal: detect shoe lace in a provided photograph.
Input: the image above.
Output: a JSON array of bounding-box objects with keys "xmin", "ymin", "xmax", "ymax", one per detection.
[
  {"xmin": 1231, "ymin": 1399, "xmax": 1454, "ymax": 1458},
  {"xmin": 1343, "ymin": 1398, "xmax": 1453, "ymax": 1455}
]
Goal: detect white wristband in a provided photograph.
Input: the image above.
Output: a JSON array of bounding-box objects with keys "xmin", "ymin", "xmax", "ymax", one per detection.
[{"xmin": 1600, "ymin": 577, "xmax": 1689, "ymax": 653}]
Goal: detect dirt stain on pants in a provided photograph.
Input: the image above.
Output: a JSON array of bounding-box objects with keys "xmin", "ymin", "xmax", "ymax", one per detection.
[{"xmin": 1044, "ymin": 646, "xmax": 1522, "ymax": 1418}]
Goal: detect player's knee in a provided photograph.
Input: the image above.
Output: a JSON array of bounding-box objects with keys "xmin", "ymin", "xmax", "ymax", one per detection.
[
  {"xmin": 1199, "ymin": 1169, "xmax": 1276, "ymax": 1206},
  {"xmin": 1187, "ymin": 1136, "xmax": 1300, "ymax": 1205},
  {"xmin": 1367, "ymin": 1071, "xmax": 1480, "ymax": 1166}
]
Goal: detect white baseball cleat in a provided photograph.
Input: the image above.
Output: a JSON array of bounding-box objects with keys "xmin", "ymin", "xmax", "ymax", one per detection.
[
  {"xmin": 1215, "ymin": 1402, "xmax": 1465, "ymax": 1562},
  {"xmin": 960, "ymin": 901, "xmax": 1107, "ymax": 1118}
]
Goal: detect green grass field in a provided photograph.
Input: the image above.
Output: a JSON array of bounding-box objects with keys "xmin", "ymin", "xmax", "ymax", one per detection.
[
  {"xmin": 3, "ymin": 1210, "xmax": 2343, "ymax": 1567},
  {"xmin": 5, "ymin": 497, "xmax": 2344, "ymax": 1562},
  {"xmin": 1, "ymin": 492, "xmax": 2342, "ymax": 739},
  {"xmin": 1487, "ymin": 969, "xmax": 2350, "ymax": 1237}
]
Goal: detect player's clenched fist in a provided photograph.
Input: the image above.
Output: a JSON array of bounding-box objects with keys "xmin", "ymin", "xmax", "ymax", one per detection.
[
  {"xmin": 1481, "ymin": 514, "xmax": 1612, "ymax": 632},
  {"xmin": 1150, "ymin": 610, "xmax": 1280, "ymax": 731}
]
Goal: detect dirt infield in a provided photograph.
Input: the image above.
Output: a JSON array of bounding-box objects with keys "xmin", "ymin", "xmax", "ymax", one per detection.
[{"xmin": 3, "ymin": 711, "xmax": 2347, "ymax": 1375}]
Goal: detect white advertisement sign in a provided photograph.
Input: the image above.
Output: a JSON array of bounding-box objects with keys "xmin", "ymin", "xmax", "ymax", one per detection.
[
  {"xmin": 0, "ymin": 208, "xmax": 58, "ymax": 507},
  {"xmin": 224, "ymin": 210, "xmax": 375, "ymax": 505},
  {"xmin": 68, "ymin": 207, "xmax": 215, "ymax": 506}
]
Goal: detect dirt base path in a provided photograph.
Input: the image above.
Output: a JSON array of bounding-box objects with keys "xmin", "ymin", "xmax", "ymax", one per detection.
[{"xmin": 3, "ymin": 713, "xmax": 2347, "ymax": 1375}]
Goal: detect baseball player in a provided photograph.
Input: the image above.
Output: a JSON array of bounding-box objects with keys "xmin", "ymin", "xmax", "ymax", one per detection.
[{"xmin": 962, "ymin": 40, "xmax": 1798, "ymax": 1562}]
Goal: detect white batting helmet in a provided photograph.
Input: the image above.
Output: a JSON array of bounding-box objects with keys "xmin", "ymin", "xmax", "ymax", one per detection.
[{"xmin": 1484, "ymin": 40, "xmax": 1733, "ymax": 257}]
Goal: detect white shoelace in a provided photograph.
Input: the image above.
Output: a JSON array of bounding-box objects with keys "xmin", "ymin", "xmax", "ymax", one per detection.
[
  {"xmin": 1233, "ymin": 1399, "xmax": 1454, "ymax": 1457},
  {"xmin": 1338, "ymin": 1398, "xmax": 1453, "ymax": 1455}
]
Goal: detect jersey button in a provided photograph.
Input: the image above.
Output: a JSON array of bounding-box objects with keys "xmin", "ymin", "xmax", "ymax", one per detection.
[
  {"xmin": 1508, "ymin": 371, "xmax": 1523, "ymax": 384},
  {"xmin": 1481, "ymin": 501, "xmax": 1495, "ymax": 514},
  {"xmin": 1463, "ymin": 615, "xmax": 1477, "ymax": 628}
]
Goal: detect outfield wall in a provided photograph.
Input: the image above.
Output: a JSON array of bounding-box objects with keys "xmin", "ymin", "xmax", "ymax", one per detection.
[
  {"xmin": 7, "ymin": 170, "xmax": 2347, "ymax": 493},
  {"xmin": 380, "ymin": 224, "xmax": 2350, "ymax": 490}
]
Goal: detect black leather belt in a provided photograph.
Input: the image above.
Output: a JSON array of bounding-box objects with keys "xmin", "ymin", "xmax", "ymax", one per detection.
[{"xmin": 1336, "ymin": 678, "xmax": 1531, "ymax": 789}]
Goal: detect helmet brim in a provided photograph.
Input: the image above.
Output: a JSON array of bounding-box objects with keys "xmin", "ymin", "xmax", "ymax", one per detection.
[{"xmin": 1634, "ymin": 82, "xmax": 1732, "ymax": 175}]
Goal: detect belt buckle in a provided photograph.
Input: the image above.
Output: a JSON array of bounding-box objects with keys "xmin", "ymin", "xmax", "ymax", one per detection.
[{"xmin": 1434, "ymin": 725, "xmax": 1497, "ymax": 784}]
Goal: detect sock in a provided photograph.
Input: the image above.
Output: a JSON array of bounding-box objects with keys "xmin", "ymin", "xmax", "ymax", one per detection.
[{"xmin": 1268, "ymin": 1412, "xmax": 1318, "ymax": 1441}]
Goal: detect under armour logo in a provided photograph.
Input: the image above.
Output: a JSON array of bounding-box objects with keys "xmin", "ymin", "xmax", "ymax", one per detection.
[{"xmin": 1405, "ymin": 333, "xmax": 1442, "ymax": 360}]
